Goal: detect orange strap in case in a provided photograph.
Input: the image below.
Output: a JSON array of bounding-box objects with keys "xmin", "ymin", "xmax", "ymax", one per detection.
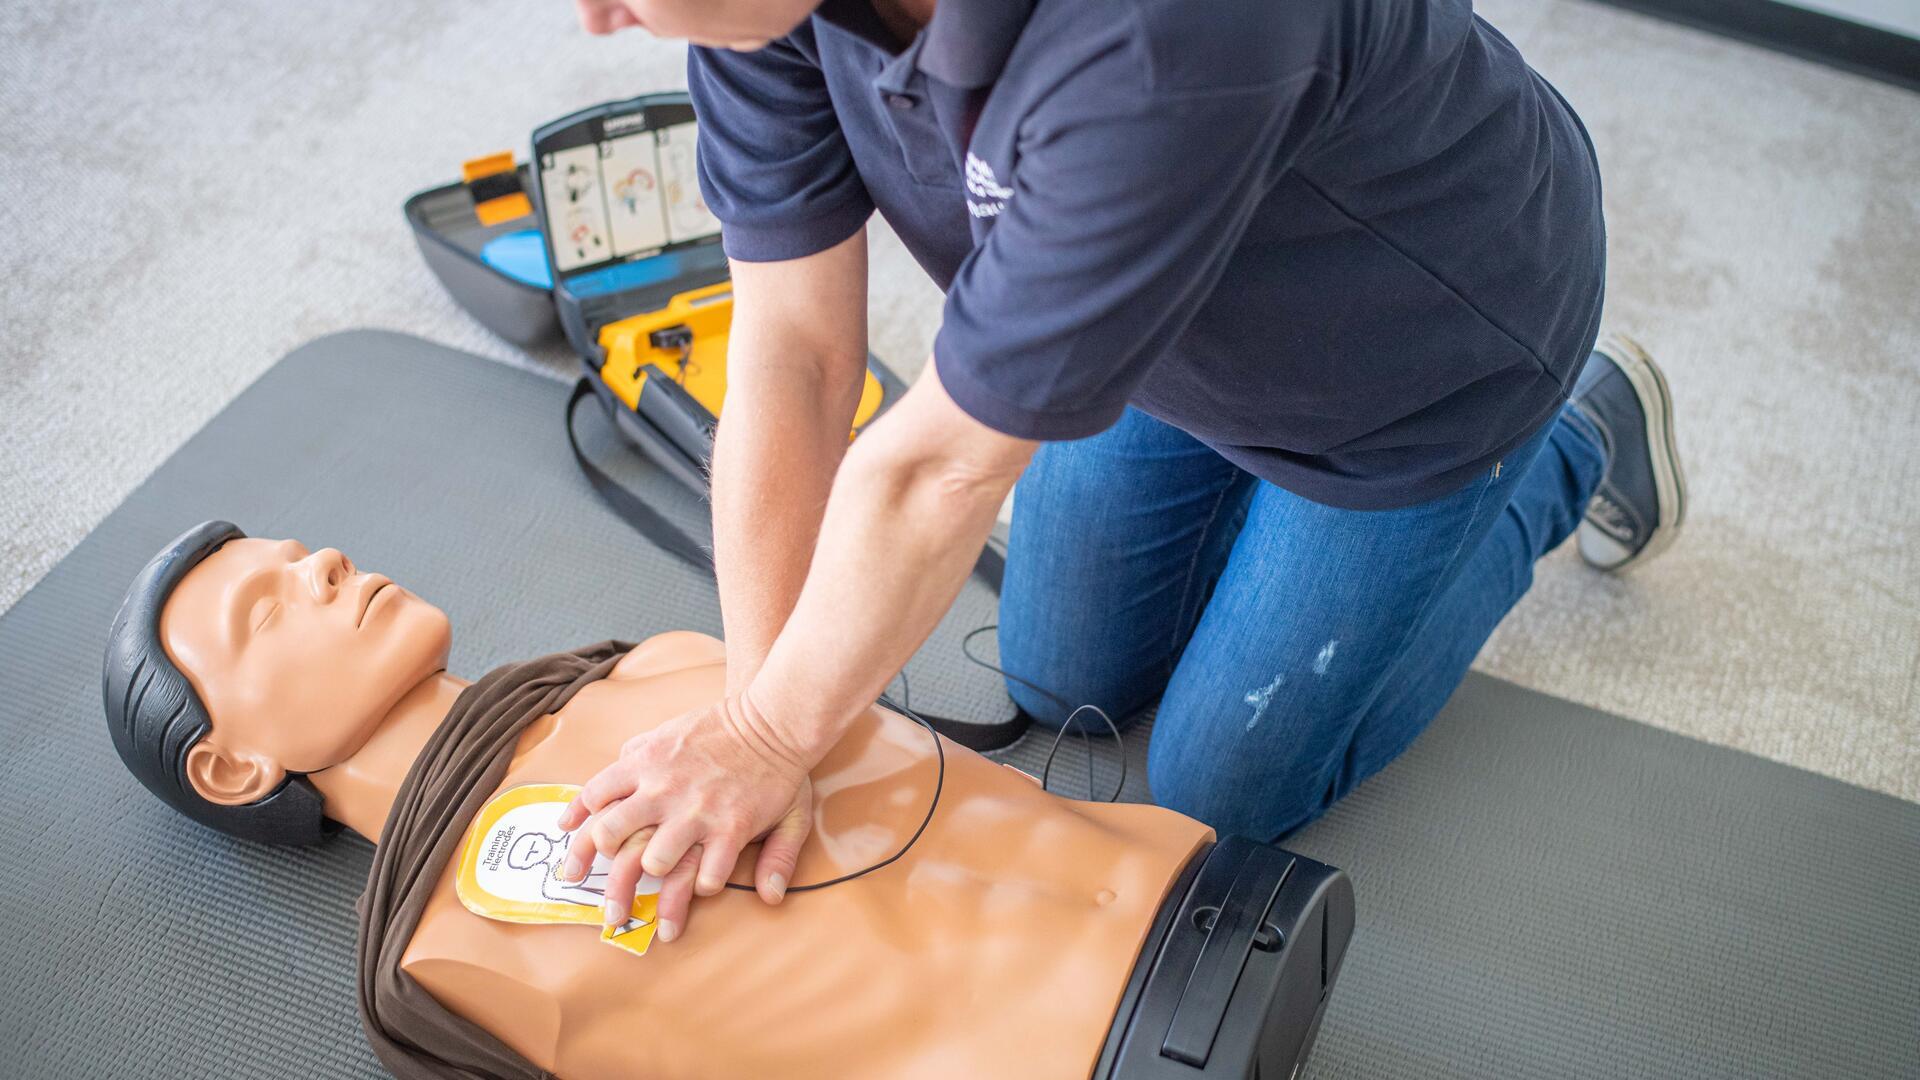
[{"xmin": 462, "ymin": 151, "xmax": 533, "ymax": 227}]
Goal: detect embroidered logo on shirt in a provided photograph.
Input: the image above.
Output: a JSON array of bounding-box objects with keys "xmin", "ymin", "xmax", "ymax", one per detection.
[{"xmin": 965, "ymin": 153, "xmax": 1013, "ymax": 218}]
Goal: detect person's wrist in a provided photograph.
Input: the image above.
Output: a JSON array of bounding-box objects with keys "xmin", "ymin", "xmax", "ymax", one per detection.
[{"xmin": 735, "ymin": 672, "xmax": 845, "ymax": 772}]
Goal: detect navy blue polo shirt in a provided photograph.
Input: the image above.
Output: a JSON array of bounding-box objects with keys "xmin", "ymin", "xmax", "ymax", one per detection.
[{"xmin": 688, "ymin": 0, "xmax": 1605, "ymax": 509}]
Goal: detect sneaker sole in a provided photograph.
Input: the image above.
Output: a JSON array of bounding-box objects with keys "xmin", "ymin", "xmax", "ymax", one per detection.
[{"xmin": 1594, "ymin": 333, "xmax": 1687, "ymax": 571}]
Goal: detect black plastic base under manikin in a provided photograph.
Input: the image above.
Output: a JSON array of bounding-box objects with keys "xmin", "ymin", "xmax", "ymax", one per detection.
[{"xmin": 1099, "ymin": 837, "xmax": 1355, "ymax": 1079}]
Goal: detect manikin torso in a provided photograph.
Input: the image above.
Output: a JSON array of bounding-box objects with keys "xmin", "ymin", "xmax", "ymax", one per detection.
[{"xmin": 389, "ymin": 632, "xmax": 1213, "ymax": 1079}]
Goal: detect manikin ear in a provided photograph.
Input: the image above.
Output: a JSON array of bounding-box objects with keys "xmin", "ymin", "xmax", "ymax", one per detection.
[{"xmin": 185, "ymin": 739, "xmax": 286, "ymax": 806}]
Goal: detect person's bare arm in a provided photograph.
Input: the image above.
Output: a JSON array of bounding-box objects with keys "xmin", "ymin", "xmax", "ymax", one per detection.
[
  {"xmin": 742, "ymin": 363, "xmax": 1036, "ymax": 756},
  {"xmin": 560, "ymin": 363, "xmax": 1035, "ymax": 935},
  {"xmin": 713, "ymin": 229, "xmax": 872, "ymax": 694}
]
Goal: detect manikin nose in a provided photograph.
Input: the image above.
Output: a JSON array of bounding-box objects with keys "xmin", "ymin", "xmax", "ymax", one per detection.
[{"xmin": 298, "ymin": 548, "xmax": 352, "ymax": 602}]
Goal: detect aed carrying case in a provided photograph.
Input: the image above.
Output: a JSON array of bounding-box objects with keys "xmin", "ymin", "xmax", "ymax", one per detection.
[
  {"xmin": 409, "ymin": 91, "xmax": 908, "ymax": 509},
  {"xmin": 405, "ymin": 160, "xmax": 563, "ymax": 348}
]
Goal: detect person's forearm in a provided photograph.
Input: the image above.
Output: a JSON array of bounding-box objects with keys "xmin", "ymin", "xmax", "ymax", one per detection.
[
  {"xmin": 709, "ymin": 231, "xmax": 871, "ymax": 693},
  {"xmin": 711, "ymin": 361, "xmax": 863, "ymax": 695},
  {"xmin": 740, "ymin": 419, "xmax": 1021, "ymax": 762}
]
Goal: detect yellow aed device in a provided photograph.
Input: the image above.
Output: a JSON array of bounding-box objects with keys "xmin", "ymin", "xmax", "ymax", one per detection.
[
  {"xmin": 595, "ymin": 282, "xmax": 890, "ymax": 449},
  {"xmin": 529, "ymin": 93, "xmax": 907, "ymax": 496}
]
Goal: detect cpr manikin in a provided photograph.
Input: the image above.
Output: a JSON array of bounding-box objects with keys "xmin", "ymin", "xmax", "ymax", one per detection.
[{"xmin": 103, "ymin": 523, "xmax": 1218, "ymax": 1079}]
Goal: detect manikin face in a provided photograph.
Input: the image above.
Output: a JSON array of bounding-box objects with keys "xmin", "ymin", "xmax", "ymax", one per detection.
[
  {"xmin": 573, "ymin": 0, "xmax": 819, "ymax": 50},
  {"xmin": 161, "ymin": 538, "xmax": 451, "ymax": 806}
]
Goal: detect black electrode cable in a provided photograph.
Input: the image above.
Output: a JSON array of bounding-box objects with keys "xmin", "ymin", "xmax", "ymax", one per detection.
[
  {"xmin": 721, "ymin": 674, "xmax": 943, "ymax": 894},
  {"xmin": 709, "ymin": 628, "xmax": 1127, "ymax": 896},
  {"xmin": 960, "ymin": 624, "xmax": 1127, "ymax": 804}
]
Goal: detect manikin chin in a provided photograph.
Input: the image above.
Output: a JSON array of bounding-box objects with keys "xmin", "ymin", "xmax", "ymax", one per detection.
[{"xmin": 104, "ymin": 522, "xmax": 1212, "ymax": 1079}]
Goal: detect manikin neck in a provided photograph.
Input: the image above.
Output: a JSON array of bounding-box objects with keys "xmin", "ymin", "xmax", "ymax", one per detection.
[{"xmin": 306, "ymin": 670, "xmax": 470, "ymax": 843}]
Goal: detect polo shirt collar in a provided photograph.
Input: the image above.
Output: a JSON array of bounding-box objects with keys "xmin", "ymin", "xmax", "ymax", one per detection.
[
  {"xmin": 813, "ymin": 0, "xmax": 901, "ymax": 51},
  {"xmin": 814, "ymin": 0, "xmax": 1034, "ymax": 88},
  {"xmin": 919, "ymin": 0, "xmax": 1033, "ymax": 88}
]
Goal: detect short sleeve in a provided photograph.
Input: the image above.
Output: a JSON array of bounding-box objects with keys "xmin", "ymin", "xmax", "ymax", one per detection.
[
  {"xmin": 934, "ymin": 73, "xmax": 1327, "ymax": 441},
  {"xmin": 687, "ymin": 34, "xmax": 875, "ymax": 263}
]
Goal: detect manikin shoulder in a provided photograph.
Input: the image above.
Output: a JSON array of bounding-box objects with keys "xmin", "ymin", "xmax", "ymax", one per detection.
[{"xmin": 606, "ymin": 630, "xmax": 727, "ymax": 683}]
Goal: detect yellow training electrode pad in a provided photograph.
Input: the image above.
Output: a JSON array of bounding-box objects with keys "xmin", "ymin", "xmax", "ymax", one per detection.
[{"xmin": 455, "ymin": 783, "xmax": 662, "ymax": 957}]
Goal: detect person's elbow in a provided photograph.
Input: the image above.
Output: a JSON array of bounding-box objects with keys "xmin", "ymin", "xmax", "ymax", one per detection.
[
  {"xmin": 919, "ymin": 444, "xmax": 1029, "ymax": 509},
  {"xmin": 842, "ymin": 362, "xmax": 1036, "ymax": 514}
]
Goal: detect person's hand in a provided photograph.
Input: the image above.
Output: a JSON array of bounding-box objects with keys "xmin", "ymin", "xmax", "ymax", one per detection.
[
  {"xmin": 555, "ymin": 692, "xmax": 816, "ymax": 943},
  {"xmin": 574, "ymin": 0, "xmax": 641, "ymax": 36}
]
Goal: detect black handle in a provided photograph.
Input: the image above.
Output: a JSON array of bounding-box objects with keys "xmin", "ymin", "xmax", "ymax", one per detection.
[{"xmin": 1158, "ymin": 843, "xmax": 1295, "ymax": 1067}]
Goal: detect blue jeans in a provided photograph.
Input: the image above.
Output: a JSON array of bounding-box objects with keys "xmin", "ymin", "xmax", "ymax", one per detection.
[{"xmin": 999, "ymin": 400, "xmax": 1608, "ymax": 840}]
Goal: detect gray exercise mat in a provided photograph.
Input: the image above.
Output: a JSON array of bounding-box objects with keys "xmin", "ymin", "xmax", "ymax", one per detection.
[{"xmin": 0, "ymin": 331, "xmax": 1913, "ymax": 1079}]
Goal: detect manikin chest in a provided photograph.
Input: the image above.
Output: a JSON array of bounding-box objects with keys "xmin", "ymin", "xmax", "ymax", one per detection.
[{"xmin": 398, "ymin": 633, "xmax": 1211, "ymax": 1079}]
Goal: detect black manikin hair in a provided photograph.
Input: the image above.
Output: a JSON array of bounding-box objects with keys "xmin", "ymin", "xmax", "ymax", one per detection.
[{"xmin": 101, "ymin": 521, "xmax": 332, "ymax": 845}]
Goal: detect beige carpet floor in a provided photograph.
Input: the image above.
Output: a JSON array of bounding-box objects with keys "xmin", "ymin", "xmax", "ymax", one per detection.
[{"xmin": 3, "ymin": 1, "xmax": 1915, "ymax": 800}]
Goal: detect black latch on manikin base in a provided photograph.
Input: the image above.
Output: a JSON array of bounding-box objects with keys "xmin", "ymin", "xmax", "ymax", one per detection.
[{"xmin": 1097, "ymin": 836, "xmax": 1354, "ymax": 1079}]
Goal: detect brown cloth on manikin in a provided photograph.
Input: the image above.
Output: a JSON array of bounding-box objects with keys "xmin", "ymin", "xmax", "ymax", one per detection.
[{"xmin": 356, "ymin": 641, "xmax": 632, "ymax": 1080}]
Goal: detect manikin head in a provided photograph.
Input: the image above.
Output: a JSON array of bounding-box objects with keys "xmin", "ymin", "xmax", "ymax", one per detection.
[
  {"xmin": 103, "ymin": 522, "xmax": 451, "ymax": 844},
  {"xmin": 572, "ymin": 0, "xmax": 822, "ymax": 50}
]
